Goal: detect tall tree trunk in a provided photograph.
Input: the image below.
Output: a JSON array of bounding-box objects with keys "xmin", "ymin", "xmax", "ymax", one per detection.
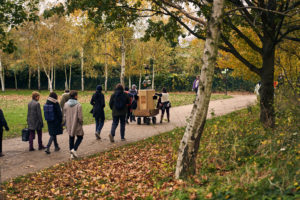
[
  {"xmin": 14, "ymin": 71, "xmax": 18, "ymax": 90},
  {"xmin": 0, "ymin": 53, "xmax": 5, "ymax": 92},
  {"xmin": 152, "ymin": 64, "xmax": 155, "ymax": 90},
  {"xmin": 53, "ymin": 67, "xmax": 56, "ymax": 90},
  {"xmin": 129, "ymin": 75, "xmax": 131, "ymax": 89},
  {"xmin": 120, "ymin": 34, "xmax": 126, "ymax": 86},
  {"xmin": 139, "ymin": 72, "xmax": 142, "ymax": 90},
  {"xmin": 38, "ymin": 66, "xmax": 41, "ymax": 91},
  {"xmin": 260, "ymin": 35, "xmax": 275, "ymax": 127},
  {"xmin": 175, "ymin": 0, "xmax": 224, "ymax": 179},
  {"xmin": 69, "ymin": 63, "xmax": 72, "ymax": 90},
  {"xmin": 81, "ymin": 47, "xmax": 84, "ymax": 91},
  {"xmin": 105, "ymin": 34, "xmax": 108, "ymax": 93},
  {"xmin": 28, "ymin": 67, "xmax": 31, "ymax": 89},
  {"xmin": 64, "ymin": 66, "xmax": 68, "ymax": 90}
]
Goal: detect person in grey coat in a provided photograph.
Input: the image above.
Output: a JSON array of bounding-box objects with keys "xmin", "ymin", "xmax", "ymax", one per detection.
[{"xmin": 27, "ymin": 92, "xmax": 45, "ymax": 151}]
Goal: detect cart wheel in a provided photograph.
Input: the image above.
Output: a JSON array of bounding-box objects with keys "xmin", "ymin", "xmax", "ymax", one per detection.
[
  {"xmin": 152, "ymin": 117, "xmax": 156, "ymax": 124},
  {"xmin": 146, "ymin": 118, "xmax": 151, "ymax": 125},
  {"xmin": 137, "ymin": 117, "xmax": 141, "ymax": 125}
]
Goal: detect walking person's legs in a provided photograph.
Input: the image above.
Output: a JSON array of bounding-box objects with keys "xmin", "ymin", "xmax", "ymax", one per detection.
[
  {"xmin": 29, "ymin": 130, "xmax": 35, "ymax": 151},
  {"xmin": 37, "ymin": 130, "xmax": 45, "ymax": 150},
  {"xmin": 160, "ymin": 108, "xmax": 165, "ymax": 123},
  {"xmin": 95, "ymin": 117, "xmax": 101, "ymax": 139},
  {"xmin": 120, "ymin": 115, "xmax": 126, "ymax": 140},
  {"xmin": 166, "ymin": 107, "xmax": 170, "ymax": 122},
  {"xmin": 109, "ymin": 116, "xmax": 119, "ymax": 142},
  {"xmin": 74, "ymin": 136, "xmax": 83, "ymax": 151},
  {"xmin": 0, "ymin": 131, "xmax": 3, "ymax": 156},
  {"xmin": 53, "ymin": 135, "xmax": 59, "ymax": 150},
  {"xmin": 45, "ymin": 136, "xmax": 53, "ymax": 154},
  {"xmin": 69, "ymin": 136, "xmax": 75, "ymax": 151}
]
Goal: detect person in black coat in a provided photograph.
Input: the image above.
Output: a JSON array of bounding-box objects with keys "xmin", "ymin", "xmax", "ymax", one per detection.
[
  {"xmin": 44, "ymin": 92, "xmax": 63, "ymax": 154},
  {"xmin": 90, "ymin": 85, "xmax": 105, "ymax": 140},
  {"xmin": 0, "ymin": 108, "xmax": 9, "ymax": 157}
]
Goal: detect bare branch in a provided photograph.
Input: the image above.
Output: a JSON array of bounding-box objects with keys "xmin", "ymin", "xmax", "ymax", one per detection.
[{"xmin": 226, "ymin": 6, "xmax": 294, "ymax": 17}]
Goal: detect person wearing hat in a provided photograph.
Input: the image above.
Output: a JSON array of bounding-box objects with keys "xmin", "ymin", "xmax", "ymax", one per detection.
[{"xmin": 90, "ymin": 85, "xmax": 105, "ymax": 139}]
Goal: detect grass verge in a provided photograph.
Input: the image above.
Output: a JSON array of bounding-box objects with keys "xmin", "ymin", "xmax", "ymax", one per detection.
[{"xmin": 1, "ymin": 105, "xmax": 298, "ymax": 199}]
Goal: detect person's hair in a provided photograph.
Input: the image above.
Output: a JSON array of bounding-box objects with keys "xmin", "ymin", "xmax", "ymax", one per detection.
[
  {"xmin": 49, "ymin": 92, "xmax": 58, "ymax": 100},
  {"xmin": 32, "ymin": 91, "xmax": 40, "ymax": 100},
  {"xmin": 69, "ymin": 90, "xmax": 78, "ymax": 99},
  {"xmin": 115, "ymin": 83, "xmax": 124, "ymax": 91},
  {"xmin": 162, "ymin": 88, "xmax": 167, "ymax": 93},
  {"xmin": 125, "ymin": 87, "xmax": 129, "ymax": 91},
  {"xmin": 65, "ymin": 89, "xmax": 70, "ymax": 93}
]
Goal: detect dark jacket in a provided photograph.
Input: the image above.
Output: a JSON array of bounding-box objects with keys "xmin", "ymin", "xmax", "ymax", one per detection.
[
  {"xmin": 109, "ymin": 89, "xmax": 130, "ymax": 117},
  {"xmin": 27, "ymin": 100, "xmax": 43, "ymax": 130},
  {"xmin": 0, "ymin": 109, "xmax": 9, "ymax": 133},
  {"xmin": 90, "ymin": 91, "xmax": 105, "ymax": 119},
  {"xmin": 45, "ymin": 98, "xmax": 63, "ymax": 136}
]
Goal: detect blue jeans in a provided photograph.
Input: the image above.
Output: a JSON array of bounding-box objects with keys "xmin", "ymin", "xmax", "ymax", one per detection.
[
  {"xmin": 95, "ymin": 117, "xmax": 104, "ymax": 133},
  {"xmin": 111, "ymin": 116, "xmax": 126, "ymax": 139}
]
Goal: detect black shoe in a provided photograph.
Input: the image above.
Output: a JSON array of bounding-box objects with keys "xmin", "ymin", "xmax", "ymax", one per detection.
[
  {"xmin": 95, "ymin": 132, "xmax": 101, "ymax": 140},
  {"xmin": 55, "ymin": 147, "xmax": 60, "ymax": 152},
  {"xmin": 121, "ymin": 138, "xmax": 126, "ymax": 141},
  {"xmin": 0, "ymin": 153, "xmax": 4, "ymax": 157},
  {"xmin": 29, "ymin": 148, "xmax": 35, "ymax": 151},
  {"xmin": 39, "ymin": 146, "xmax": 46, "ymax": 150},
  {"xmin": 45, "ymin": 149, "xmax": 50, "ymax": 154}
]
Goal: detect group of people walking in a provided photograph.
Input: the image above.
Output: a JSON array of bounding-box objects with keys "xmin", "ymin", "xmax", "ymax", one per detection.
[{"xmin": 0, "ymin": 84, "xmax": 171, "ymax": 159}]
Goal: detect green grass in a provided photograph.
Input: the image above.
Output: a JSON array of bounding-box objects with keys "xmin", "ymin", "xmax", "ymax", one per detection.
[
  {"xmin": 0, "ymin": 89, "xmax": 231, "ymax": 139},
  {"xmin": 2, "ymin": 103, "xmax": 299, "ymax": 199}
]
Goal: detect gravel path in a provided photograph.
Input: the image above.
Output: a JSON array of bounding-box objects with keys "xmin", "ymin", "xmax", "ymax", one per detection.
[{"xmin": 0, "ymin": 95, "xmax": 256, "ymax": 182}]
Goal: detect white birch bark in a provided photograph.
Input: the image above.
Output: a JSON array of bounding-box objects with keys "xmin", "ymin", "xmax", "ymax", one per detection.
[
  {"xmin": 152, "ymin": 64, "xmax": 155, "ymax": 90},
  {"xmin": 120, "ymin": 34, "xmax": 125, "ymax": 86},
  {"xmin": 64, "ymin": 66, "xmax": 68, "ymax": 90},
  {"xmin": 69, "ymin": 62, "xmax": 72, "ymax": 90},
  {"xmin": 28, "ymin": 67, "xmax": 31, "ymax": 89},
  {"xmin": 0, "ymin": 53, "xmax": 5, "ymax": 92},
  {"xmin": 81, "ymin": 47, "xmax": 84, "ymax": 91},
  {"xmin": 104, "ymin": 33, "xmax": 108, "ymax": 93},
  {"xmin": 38, "ymin": 66, "xmax": 41, "ymax": 91},
  {"xmin": 175, "ymin": 0, "xmax": 225, "ymax": 179}
]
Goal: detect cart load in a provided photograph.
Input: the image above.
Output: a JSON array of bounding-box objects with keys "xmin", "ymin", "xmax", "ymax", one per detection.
[{"xmin": 133, "ymin": 89, "xmax": 159, "ymax": 125}]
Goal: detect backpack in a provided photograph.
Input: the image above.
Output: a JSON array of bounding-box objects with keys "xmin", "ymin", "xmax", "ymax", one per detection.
[
  {"xmin": 44, "ymin": 104, "xmax": 55, "ymax": 121},
  {"xmin": 114, "ymin": 92, "xmax": 126, "ymax": 110}
]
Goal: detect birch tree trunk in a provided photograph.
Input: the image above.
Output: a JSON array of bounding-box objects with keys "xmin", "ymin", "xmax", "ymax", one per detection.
[
  {"xmin": 139, "ymin": 72, "xmax": 142, "ymax": 90},
  {"xmin": 69, "ymin": 62, "xmax": 72, "ymax": 90},
  {"xmin": 28, "ymin": 67, "xmax": 31, "ymax": 89},
  {"xmin": 129, "ymin": 76, "xmax": 131, "ymax": 89},
  {"xmin": 104, "ymin": 34, "xmax": 108, "ymax": 93},
  {"xmin": 120, "ymin": 34, "xmax": 126, "ymax": 86},
  {"xmin": 0, "ymin": 53, "xmax": 5, "ymax": 92},
  {"xmin": 152, "ymin": 64, "xmax": 155, "ymax": 90},
  {"xmin": 81, "ymin": 47, "xmax": 84, "ymax": 91},
  {"xmin": 53, "ymin": 67, "xmax": 56, "ymax": 90},
  {"xmin": 64, "ymin": 66, "xmax": 68, "ymax": 90},
  {"xmin": 175, "ymin": 0, "xmax": 225, "ymax": 179},
  {"xmin": 38, "ymin": 66, "xmax": 41, "ymax": 91},
  {"xmin": 14, "ymin": 71, "xmax": 18, "ymax": 90}
]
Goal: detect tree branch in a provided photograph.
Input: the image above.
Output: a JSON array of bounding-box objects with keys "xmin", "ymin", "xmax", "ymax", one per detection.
[
  {"xmin": 220, "ymin": 34, "xmax": 261, "ymax": 75},
  {"xmin": 226, "ymin": 6, "xmax": 293, "ymax": 17}
]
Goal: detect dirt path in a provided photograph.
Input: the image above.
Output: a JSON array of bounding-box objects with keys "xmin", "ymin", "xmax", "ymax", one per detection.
[{"xmin": 0, "ymin": 95, "xmax": 256, "ymax": 182}]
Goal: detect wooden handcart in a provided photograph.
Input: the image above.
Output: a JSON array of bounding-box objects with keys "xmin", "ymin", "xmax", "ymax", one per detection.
[{"xmin": 133, "ymin": 89, "xmax": 159, "ymax": 125}]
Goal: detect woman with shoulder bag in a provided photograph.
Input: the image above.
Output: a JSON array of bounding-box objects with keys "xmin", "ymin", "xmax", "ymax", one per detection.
[
  {"xmin": 44, "ymin": 92, "xmax": 63, "ymax": 154},
  {"xmin": 156, "ymin": 88, "xmax": 171, "ymax": 123}
]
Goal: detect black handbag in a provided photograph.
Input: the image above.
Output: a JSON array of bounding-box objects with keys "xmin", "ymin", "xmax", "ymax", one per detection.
[{"xmin": 22, "ymin": 128, "xmax": 30, "ymax": 142}]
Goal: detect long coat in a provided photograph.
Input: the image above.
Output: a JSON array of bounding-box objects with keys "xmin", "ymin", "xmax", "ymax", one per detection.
[
  {"xmin": 0, "ymin": 109, "xmax": 9, "ymax": 133},
  {"xmin": 27, "ymin": 100, "xmax": 43, "ymax": 131},
  {"xmin": 90, "ymin": 91, "xmax": 105, "ymax": 119},
  {"xmin": 45, "ymin": 99, "xmax": 63, "ymax": 136},
  {"xmin": 63, "ymin": 99, "xmax": 84, "ymax": 137}
]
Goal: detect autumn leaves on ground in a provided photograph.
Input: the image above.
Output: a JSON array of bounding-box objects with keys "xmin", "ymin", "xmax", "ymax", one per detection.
[{"xmin": 2, "ymin": 95, "xmax": 299, "ymax": 199}]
